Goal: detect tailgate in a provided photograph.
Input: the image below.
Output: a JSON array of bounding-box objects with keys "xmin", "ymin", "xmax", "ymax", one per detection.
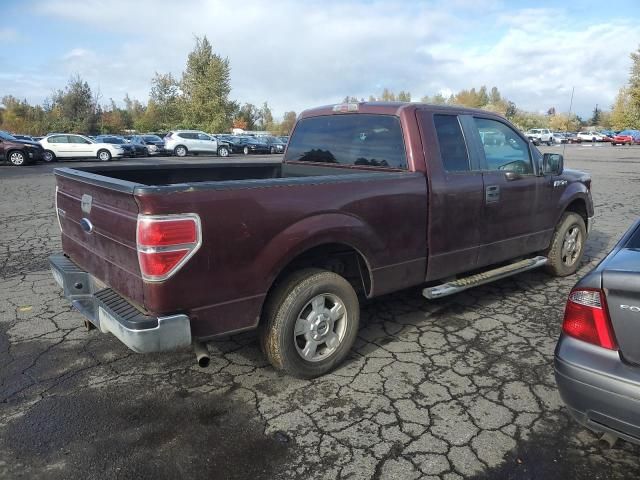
[
  {"xmin": 602, "ymin": 248, "xmax": 640, "ymax": 366},
  {"xmin": 55, "ymin": 172, "xmax": 144, "ymax": 308}
]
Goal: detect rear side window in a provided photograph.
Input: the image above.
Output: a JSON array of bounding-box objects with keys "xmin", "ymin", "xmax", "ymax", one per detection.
[
  {"xmin": 284, "ymin": 114, "xmax": 407, "ymax": 169},
  {"xmin": 49, "ymin": 135, "xmax": 68, "ymax": 143},
  {"xmin": 433, "ymin": 114, "xmax": 470, "ymax": 172}
]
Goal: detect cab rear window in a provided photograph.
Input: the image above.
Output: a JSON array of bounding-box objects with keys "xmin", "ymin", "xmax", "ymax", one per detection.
[{"xmin": 284, "ymin": 114, "xmax": 407, "ymax": 169}]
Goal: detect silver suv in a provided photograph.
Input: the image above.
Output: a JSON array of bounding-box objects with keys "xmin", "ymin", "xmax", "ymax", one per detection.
[{"xmin": 164, "ymin": 130, "xmax": 230, "ymax": 157}]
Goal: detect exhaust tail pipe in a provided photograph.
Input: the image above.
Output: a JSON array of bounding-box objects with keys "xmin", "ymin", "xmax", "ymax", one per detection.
[
  {"xmin": 193, "ymin": 342, "xmax": 210, "ymax": 368},
  {"xmin": 599, "ymin": 432, "xmax": 618, "ymax": 449}
]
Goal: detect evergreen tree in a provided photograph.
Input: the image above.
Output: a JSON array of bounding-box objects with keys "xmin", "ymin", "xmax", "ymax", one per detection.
[{"xmin": 180, "ymin": 36, "xmax": 234, "ymax": 132}]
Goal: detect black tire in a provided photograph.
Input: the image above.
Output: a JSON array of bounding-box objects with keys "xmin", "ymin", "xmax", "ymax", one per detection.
[
  {"xmin": 97, "ymin": 149, "xmax": 111, "ymax": 162},
  {"xmin": 547, "ymin": 140, "xmax": 552, "ymax": 146},
  {"xmin": 8, "ymin": 150, "xmax": 28, "ymax": 166},
  {"xmin": 42, "ymin": 150, "xmax": 56, "ymax": 163},
  {"xmin": 259, "ymin": 268, "xmax": 360, "ymax": 379},
  {"xmin": 544, "ymin": 212, "xmax": 587, "ymax": 277},
  {"xmin": 243, "ymin": 146, "xmax": 250, "ymax": 155},
  {"xmin": 174, "ymin": 145, "xmax": 188, "ymax": 157},
  {"xmin": 218, "ymin": 146, "xmax": 229, "ymax": 157}
]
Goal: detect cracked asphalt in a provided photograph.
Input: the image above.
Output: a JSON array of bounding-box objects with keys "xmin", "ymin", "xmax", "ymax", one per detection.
[{"xmin": 1, "ymin": 146, "xmax": 640, "ymax": 479}]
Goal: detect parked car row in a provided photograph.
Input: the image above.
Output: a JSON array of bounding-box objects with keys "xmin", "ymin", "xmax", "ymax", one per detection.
[
  {"xmin": 524, "ymin": 128, "xmax": 640, "ymax": 146},
  {"xmin": 1, "ymin": 129, "xmax": 290, "ymax": 165}
]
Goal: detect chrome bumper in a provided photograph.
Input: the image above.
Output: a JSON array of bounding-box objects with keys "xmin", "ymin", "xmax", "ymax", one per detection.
[
  {"xmin": 49, "ymin": 254, "xmax": 191, "ymax": 353},
  {"xmin": 587, "ymin": 215, "xmax": 595, "ymax": 234}
]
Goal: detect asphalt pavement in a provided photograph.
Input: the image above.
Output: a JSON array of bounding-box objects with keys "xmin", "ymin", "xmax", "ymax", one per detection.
[{"xmin": 1, "ymin": 146, "xmax": 640, "ymax": 479}]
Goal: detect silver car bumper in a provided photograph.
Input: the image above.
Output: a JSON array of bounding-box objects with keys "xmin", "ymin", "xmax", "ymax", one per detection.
[
  {"xmin": 587, "ymin": 215, "xmax": 595, "ymax": 235},
  {"xmin": 49, "ymin": 254, "xmax": 192, "ymax": 353},
  {"xmin": 555, "ymin": 334, "xmax": 640, "ymax": 445}
]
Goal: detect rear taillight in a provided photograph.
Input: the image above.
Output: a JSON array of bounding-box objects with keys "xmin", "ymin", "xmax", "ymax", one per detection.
[
  {"xmin": 562, "ymin": 288, "xmax": 617, "ymax": 349},
  {"xmin": 136, "ymin": 214, "xmax": 201, "ymax": 281}
]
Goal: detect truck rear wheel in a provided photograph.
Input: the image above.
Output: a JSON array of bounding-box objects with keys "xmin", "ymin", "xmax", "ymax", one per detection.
[
  {"xmin": 259, "ymin": 268, "xmax": 359, "ymax": 379},
  {"xmin": 544, "ymin": 212, "xmax": 586, "ymax": 277}
]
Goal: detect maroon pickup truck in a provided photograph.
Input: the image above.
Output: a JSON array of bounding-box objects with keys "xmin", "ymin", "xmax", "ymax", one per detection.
[{"xmin": 50, "ymin": 102, "xmax": 594, "ymax": 378}]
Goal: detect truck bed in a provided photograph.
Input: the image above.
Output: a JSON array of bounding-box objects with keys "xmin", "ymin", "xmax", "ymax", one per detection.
[
  {"xmin": 55, "ymin": 162, "xmax": 400, "ymax": 193},
  {"xmin": 54, "ymin": 161, "xmax": 428, "ymax": 339}
]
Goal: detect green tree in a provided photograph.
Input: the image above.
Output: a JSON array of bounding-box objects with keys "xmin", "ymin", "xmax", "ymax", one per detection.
[
  {"xmin": 590, "ymin": 105, "xmax": 601, "ymax": 126},
  {"xmin": 48, "ymin": 75, "xmax": 97, "ymax": 133},
  {"xmin": 397, "ymin": 91, "xmax": 411, "ymax": 102},
  {"xmin": 279, "ymin": 111, "xmax": 297, "ymax": 135},
  {"xmin": 257, "ymin": 102, "xmax": 274, "ymax": 130},
  {"xmin": 234, "ymin": 103, "xmax": 259, "ymax": 130},
  {"xmin": 380, "ymin": 88, "xmax": 396, "ymax": 101},
  {"xmin": 610, "ymin": 87, "xmax": 639, "ymax": 129},
  {"xmin": 630, "ymin": 45, "xmax": 640, "ymax": 111},
  {"xmin": 148, "ymin": 72, "xmax": 181, "ymax": 130},
  {"xmin": 180, "ymin": 35, "xmax": 234, "ymax": 132},
  {"xmin": 489, "ymin": 86, "xmax": 501, "ymax": 105}
]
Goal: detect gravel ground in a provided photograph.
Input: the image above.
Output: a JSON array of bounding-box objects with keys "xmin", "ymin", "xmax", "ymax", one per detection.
[{"xmin": 1, "ymin": 146, "xmax": 639, "ymax": 479}]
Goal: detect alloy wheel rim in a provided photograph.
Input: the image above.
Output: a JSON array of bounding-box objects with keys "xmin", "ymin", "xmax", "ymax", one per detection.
[
  {"xmin": 99, "ymin": 151, "xmax": 109, "ymax": 161},
  {"xmin": 294, "ymin": 293, "xmax": 348, "ymax": 363},
  {"xmin": 10, "ymin": 152, "xmax": 25, "ymax": 165},
  {"xmin": 561, "ymin": 226, "xmax": 582, "ymax": 266}
]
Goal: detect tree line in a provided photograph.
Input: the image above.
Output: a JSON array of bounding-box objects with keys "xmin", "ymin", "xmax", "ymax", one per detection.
[{"xmin": 2, "ymin": 38, "xmax": 639, "ymax": 136}]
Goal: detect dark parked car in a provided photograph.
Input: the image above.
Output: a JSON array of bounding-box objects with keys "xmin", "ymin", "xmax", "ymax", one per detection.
[
  {"xmin": 50, "ymin": 102, "xmax": 593, "ymax": 378},
  {"xmin": 0, "ymin": 130, "xmax": 43, "ymax": 166},
  {"xmin": 130, "ymin": 135, "xmax": 166, "ymax": 155},
  {"xmin": 13, "ymin": 134, "xmax": 34, "ymax": 142},
  {"xmin": 262, "ymin": 135, "xmax": 287, "ymax": 154},
  {"xmin": 95, "ymin": 135, "xmax": 147, "ymax": 157},
  {"xmin": 236, "ymin": 136, "xmax": 270, "ymax": 155},
  {"xmin": 555, "ymin": 218, "xmax": 640, "ymax": 447}
]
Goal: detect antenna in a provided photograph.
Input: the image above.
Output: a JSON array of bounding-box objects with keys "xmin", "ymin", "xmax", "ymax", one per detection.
[{"xmin": 563, "ymin": 86, "xmax": 575, "ymax": 157}]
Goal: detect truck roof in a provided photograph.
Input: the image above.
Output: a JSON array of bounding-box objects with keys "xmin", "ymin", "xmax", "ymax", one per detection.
[{"xmin": 299, "ymin": 102, "xmax": 500, "ymax": 120}]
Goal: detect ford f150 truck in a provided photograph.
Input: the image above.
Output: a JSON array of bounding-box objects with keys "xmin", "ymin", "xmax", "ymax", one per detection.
[{"xmin": 50, "ymin": 102, "xmax": 594, "ymax": 378}]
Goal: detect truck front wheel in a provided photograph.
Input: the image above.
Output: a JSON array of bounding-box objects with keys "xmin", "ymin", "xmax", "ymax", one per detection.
[
  {"xmin": 259, "ymin": 268, "xmax": 360, "ymax": 379},
  {"xmin": 544, "ymin": 212, "xmax": 586, "ymax": 277}
]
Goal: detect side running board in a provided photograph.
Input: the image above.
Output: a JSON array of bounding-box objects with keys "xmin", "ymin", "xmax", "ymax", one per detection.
[{"xmin": 422, "ymin": 256, "xmax": 548, "ymax": 299}]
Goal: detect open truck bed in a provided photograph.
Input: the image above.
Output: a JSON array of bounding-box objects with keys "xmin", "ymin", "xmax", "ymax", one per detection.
[{"xmin": 51, "ymin": 160, "xmax": 428, "ymax": 354}]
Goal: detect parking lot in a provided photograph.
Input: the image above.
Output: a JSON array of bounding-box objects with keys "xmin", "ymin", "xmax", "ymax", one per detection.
[{"xmin": 1, "ymin": 144, "xmax": 640, "ymax": 479}]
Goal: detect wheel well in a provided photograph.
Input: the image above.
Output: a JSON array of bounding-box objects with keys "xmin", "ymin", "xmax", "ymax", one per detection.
[
  {"xmin": 267, "ymin": 243, "xmax": 372, "ymax": 301},
  {"xmin": 565, "ymin": 199, "xmax": 588, "ymax": 227}
]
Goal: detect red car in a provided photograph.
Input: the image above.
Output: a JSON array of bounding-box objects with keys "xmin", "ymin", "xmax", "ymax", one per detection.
[{"xmin": 611, "ymin": 130, "xmax": 640, "ymax": 146}]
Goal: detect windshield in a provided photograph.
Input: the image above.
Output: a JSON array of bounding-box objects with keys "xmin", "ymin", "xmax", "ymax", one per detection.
[
  {"xmin": 143, "ymin": 135, "xmax": 162, "ymax": 142},
  {"xmin": 0, "ymin": 131, "xmax": 17, "ymax": 141}
]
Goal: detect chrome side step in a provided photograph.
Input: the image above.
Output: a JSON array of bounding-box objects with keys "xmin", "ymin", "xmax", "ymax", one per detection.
[{"xmin": 422, "ymin": 256, "xmax": 548, "ymax": 299}]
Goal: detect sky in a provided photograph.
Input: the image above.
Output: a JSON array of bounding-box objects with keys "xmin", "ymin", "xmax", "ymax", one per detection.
[{"xmin": 1, "ymin": 0, "xmax": 639, "ymax": 120}]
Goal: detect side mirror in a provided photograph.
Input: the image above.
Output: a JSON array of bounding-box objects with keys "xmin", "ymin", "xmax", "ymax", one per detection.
[{"xmin": 542, "ymin": 153, "xmax": 563, "ymax": 175}]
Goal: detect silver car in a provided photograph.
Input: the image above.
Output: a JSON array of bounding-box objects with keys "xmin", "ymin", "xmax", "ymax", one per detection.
[
  {"xmin": 164, "ymin": 130, "xmax": 230, "ymax": 157},
  {"xmin": 555, "ymin": 218, "xmax": 640, "ymax": 447}
]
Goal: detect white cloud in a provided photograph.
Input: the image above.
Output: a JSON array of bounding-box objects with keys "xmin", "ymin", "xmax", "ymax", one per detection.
[{"xmin": 12, "ymin": 0, "xmax": 640, "ymax": 119}]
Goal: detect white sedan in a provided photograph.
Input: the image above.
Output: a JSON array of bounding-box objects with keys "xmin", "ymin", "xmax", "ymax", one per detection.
[
  {"xmin": 39, "ymin": 134, "xmax": 125, "ymax": 162},
  {"xmin": 576, "ymin": 131, "xmax": 606, "ymax": 142}
]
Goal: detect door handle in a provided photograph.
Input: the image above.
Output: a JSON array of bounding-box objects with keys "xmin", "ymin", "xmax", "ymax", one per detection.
[
  {"xmin": 485, "ymin": 185, "xmax": 500, "ymax": 203},
  {"xmin": 504, "ymin": 171, "xmax": 522, "ymax": 181}
]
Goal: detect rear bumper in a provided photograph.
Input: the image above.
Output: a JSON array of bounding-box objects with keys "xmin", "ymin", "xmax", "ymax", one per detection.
[
  {"xmin": 49, "ymin": 253, "xmax": 192, "ymax": 353},
  {"xmin": 554, "ymin": 334, "xmax": 640, "ymax": 446}
]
